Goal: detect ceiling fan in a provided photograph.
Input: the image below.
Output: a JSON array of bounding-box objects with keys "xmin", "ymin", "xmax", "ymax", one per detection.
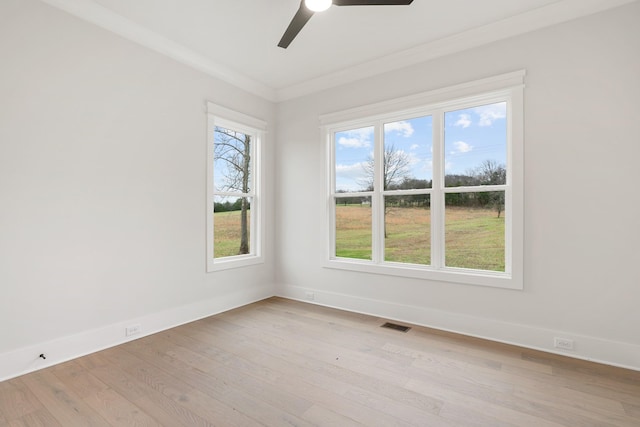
[{"xmin": 278, "ymin": 0, "xmax": 414, "ymax": 49}]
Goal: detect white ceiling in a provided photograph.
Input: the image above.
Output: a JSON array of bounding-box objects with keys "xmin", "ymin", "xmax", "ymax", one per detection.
[{"xmin": 41, "ymin": 0, "xmax": 636, "ymax": 101}]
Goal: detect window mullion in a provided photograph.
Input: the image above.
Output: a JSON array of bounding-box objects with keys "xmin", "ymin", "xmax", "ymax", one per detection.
[
  {"xmin": 250, "ymin": 133, "xmax": 258, "ymax": 257},
  {"xmin": 431, "ymin": 111, "xmax": 444, "ymax": 269},
  {"xmin": 372, "ymin": 122, "xmax": 385, "ymax": 263},
  {"xmin": 328, "ymin": 130, "xmax": 336, "ymax": 259}
]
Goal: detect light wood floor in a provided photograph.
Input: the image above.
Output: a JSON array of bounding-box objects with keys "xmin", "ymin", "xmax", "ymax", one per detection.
[{"xmin": 1, "ymin": 297, "xmax": 639, "ymax": 426}]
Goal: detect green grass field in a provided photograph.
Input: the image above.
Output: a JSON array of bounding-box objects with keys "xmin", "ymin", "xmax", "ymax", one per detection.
[
  {"xmin": 213, "ymin": 210, "xmax": 250, "ymax": 258},
  {"xmin": 214, "ymin": 205, "xmax": 505, "ymax": 271},
  {"xmin": 336, "ymin": 205, "xmax": 505, "ymax": 271}
]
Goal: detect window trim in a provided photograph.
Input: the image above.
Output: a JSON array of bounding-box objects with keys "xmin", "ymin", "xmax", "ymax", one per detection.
[
  {"xmin": 322, "ymin": 71, "xmax": 524, "ymax": 289},
  {"xmin": 206, "ymin": 102, "xmax": 266, "ymax": 272}
]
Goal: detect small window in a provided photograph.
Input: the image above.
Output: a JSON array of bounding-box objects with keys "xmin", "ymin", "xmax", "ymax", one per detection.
[
  {"xmin": 207, "ymin": 103, "xmax": 265, "ymax": 272},
  {"xmin": 323, "ymin": 71, "xmax": 524, "ymax": 289}
]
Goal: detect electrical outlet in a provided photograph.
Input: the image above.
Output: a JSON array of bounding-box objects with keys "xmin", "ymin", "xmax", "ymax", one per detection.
[
  {"xmin": 554, "ymin": 337, "xmax": 574, "ymax": 350},
  {"xmin": 305, "ymin": 292, "xmax": 315, "ymax": 301},
  {"xmin": 125, "ymin": 324, "xmax": 141, "ymax": 337}
]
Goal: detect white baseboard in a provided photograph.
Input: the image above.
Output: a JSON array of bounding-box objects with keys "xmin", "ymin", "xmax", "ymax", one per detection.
[
  {"xmin": 277, "ymin": 285, "xmax": 640, "ymax": 372},
  {"xmin": 0, "ymin": 286, "xmax": 272, "ymax": 382},
  {"xmin": 4, "ymin": 283, "xmax": 636, "ymax": 382}
]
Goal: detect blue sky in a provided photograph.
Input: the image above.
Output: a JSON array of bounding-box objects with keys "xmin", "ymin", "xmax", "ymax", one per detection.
[{"xmin": 334, "ymin": 102, "xmax": 507, "ymax": 192}]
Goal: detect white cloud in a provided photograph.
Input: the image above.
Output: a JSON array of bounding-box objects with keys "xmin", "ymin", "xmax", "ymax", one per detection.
[
  {"xmin": 404, "ymin": 150, "xmax": 420, "ymax": 166},
  {"xmin": 384, "ymin": 121, "xmax": 414, "ymax": 137},
  {"xmin": 474, "ymin": 103, "xmax": 506, "ymax": 126},
  {"xmin": 403, "ymin": 151, "xmax": 434, "ymax": 177},
  {"xmin": 335, "ymin": 162, "xmax": 369, "ymax": 191},
  {"xmin": 455, "ymin": 114, "xmax": 471, "ymax": 128},
  {"xmin": 337, "ymin": 127, "xmax": 373, "ymax": 148},
  {"xmin": 450, "ymin": 140, "xmax": 472, "ymax": 154},
  {"xmin": 338, "ymin": 136, "xmax": 369, "ymax": 148},
  {"xmin": 336, "ymin": 162, "xmax": 366, "ymax": 179},
  {"xmin": 410, "ymin": 144, "xmax": 420, "ymax": 150},
  {"xmin": 444, "ymin": 161, "xmax": 454, "ymax": 173},
  {"xmin": 419, "ymin": 158, "xmax": 433, "ymax": 173}
]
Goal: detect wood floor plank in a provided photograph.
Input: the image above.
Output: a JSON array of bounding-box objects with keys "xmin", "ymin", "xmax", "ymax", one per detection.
[
  {"xmin": 117, "ymin": 336, "xmax": 314, "ymax": 427},
  {"xmin": 17, "ymin": 371, "xmax": 110, "ymax": 426},
  {"xmin": 190, "ymin": 314, "xmax": 445, "ymax": 412},
  {"xmin": 301, "ymin": 404, "xmax": 364, "ymax": 427},
  {"xmin": 254, "ymin": 305, "xmax": 418, "ymax": 368},
  {"xmin": 182, "ymin": 315, "xmax": 446, "ymax": 426},
  {"xmin": 407, "ymin": 378, "xmax": 565, "ymax": 427},
  {"xmin": 0, "ymin": 379, "xmax": 43, "ymax": 421},
  {"xmin": 511, "ymin": 386, "xmax": 637, "ymax": 427},
  {"xmin": 102, "ymin": 346, "xmax": 264, "ymax": 427},
  {"xmin": 125, "ymin": 334, "xmax": 315, "ymax": 419},
  {"xmin": 340, "ymin": 386, "xmax": 456, "ymax": 427},
  {"xmin": 82, "ymin": 388, "xmax": 163, "ymax": 427},
  {"xmin": 406, "ymin": 364, "xmax": 624, "ymax": 427},
  {"xmin": 84, "ymin": 354, "xmax": 216, "ymax": 427},
  {"xmin": 2, "ymin": 297, "xmax": 639, "ymax": 426},
  {"xmin": 49, "ymin": 360, "xmax": 161, "ymax": 426},
  {"xmin": 622, "ymin": 401, "xmax": 640, "ymax": 418},
  {"xmin": 6, "ymin": 408, "xmax": 62, "ymax": 427},
  {"xmin": 211, "ymin": 310, "xmax": 414, "ymax": 387},
  {"xmin": 260, "ymin": 299, "xmax": 552, "ymax": 373},
  {"xmin": 50, "ymin": 360, "xmax": 109, "ymax": 396}
]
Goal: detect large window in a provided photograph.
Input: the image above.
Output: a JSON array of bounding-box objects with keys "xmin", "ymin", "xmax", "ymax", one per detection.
[
  {"xmin": 324, "ymin": 72, "xmax": 524, "ymax": 289},
  {"xmin": 207, "ymin": 103, "xmax": 265, "ymax": 272}
]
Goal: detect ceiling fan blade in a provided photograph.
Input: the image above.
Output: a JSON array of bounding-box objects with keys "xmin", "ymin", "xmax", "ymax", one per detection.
[
  {"xmin": 278, "ymin": 1, "xmax": 315, "ymax": 49},
  {"xmin": 334, "ymin": 0, "xmax": 413, "ymax": 5}
]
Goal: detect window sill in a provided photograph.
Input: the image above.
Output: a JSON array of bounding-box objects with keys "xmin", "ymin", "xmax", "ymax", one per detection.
[
  {"xmin": 207, "ymin": 255, "xmax": 264, "ymax": 272},
  {"xmin": 323, "ymin": 258, "xmax": 522, "ymax": 290}
]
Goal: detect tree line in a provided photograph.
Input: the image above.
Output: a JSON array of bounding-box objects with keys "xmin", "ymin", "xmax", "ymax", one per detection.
[
  {"xmin": 214, "ymin": 198, "xmax": 247, "ymax": 213},
  {"xmin": 338, "ymin": 150, "xmax": 507, "ymax": 217}
]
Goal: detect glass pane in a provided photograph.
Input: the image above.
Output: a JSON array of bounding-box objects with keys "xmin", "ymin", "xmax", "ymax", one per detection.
[
  {"xmin": 384, "ymin": 194, "xmax": 430, "ymax": 265},
  {"xmin": 445, "ymin": 191, "xmax": 505, "ymax": 271},
  {"xmin": 335, "ymin": 196, "xmax": 371, "ymax": 260},
  {"xmin": 444, "ymin": 102, "xmax": 507, "ymax": 187},
  {"xmin": 214, "ymin": 126, "xmax": 252, "ymax": 193},
  {"xmin": 214, "ymin": 196, "xmax": 251, "ymax": 258},
  {"xmin": 383, "ymin": 116, "xmax": 432, "ymax": 189},
  {"xmin": 335, "ymin": 126, "xmax": 374, "ymax": 192}
]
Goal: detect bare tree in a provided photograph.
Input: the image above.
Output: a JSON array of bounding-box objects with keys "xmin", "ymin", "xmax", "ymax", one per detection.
[
  {"xmin": 214, "ymin": 127, "xmax": 251, "ymax": 254},
  {"xmin": 474, "ymin": 159, "xmax": 506, "ymax": 185},
  {"xmin": 360, "ymin": 144, "xmax": 413, "ymax": 237},
  {"xmin": 360, "ymin": 143, "xmax": 412, "ymax": 191},
  {"xmin": 473, "ymin": 159, "xmax": 506, "ymax": 218}
]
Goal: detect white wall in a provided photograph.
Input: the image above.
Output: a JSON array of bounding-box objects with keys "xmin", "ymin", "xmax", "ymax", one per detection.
[
  {"xmin": 0, "ymin": 0, "xmax": 276, "ymax": 380},
  {"xmin": 275, "ymin": 2, "xmax": 640, "ymax": 369}
]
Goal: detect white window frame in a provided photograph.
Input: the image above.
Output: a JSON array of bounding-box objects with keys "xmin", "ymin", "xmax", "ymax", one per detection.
[
  {"xmin": 206, "ymin": 102, "xmax": 265, "ymax": 272},
  {"xmin": 322, "ymin": 71, "xmax": 525, "ymax": 289}
]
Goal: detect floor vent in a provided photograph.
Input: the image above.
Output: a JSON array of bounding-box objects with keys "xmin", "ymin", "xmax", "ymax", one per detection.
[{"xmin": 381, "ymin": 322, "xmax": 411, "ymax": 333}]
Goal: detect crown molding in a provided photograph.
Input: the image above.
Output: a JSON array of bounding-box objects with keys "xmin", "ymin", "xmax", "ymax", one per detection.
[
  {"xmin": 39, "ymin": 0, "xmax": 278, "ymax": 102},
  {"xmin": 39, "ymin": 0, "xmax": 637, "ymax": 103},
  {"xmin": 275, "ymin": 0, "xmax": 638, "ymax": 101}
]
